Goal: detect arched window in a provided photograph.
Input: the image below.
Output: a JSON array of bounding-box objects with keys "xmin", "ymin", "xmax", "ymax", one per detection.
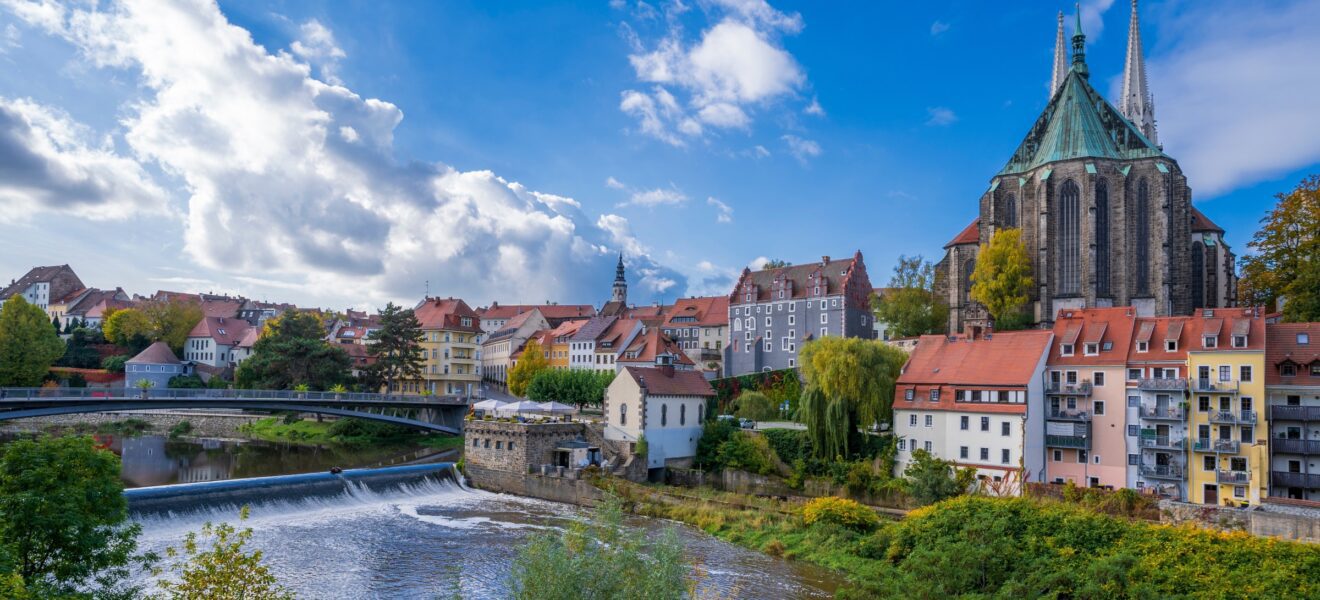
[
  {"xmin": 620, "ymin": 404, "xmax": 627, "ymax": 426},
  {"xmin": 680, "ymin": 404, "xmax": 686, "ymax": 426},
  {"xmin": 962, "ymin": 258, "xmax": 976, "ymax": 304},
  {"xmin": 1058, "ymin": 180, "xmax": 1081, "ymax": 295},
  {"xmin": 1191, "ymin": 241, "xmax": 1205, "ymax": 309},
  {"xmin": 661, "ymin": 404, "xmax": 668, "ymax": 426},
  {"xmin": 1095, "ymin": 180, "xmax": 1110, "ymax": 295},
  {"xmin": 1003, "ymin": 193, "xmax": 1017, "ymax": 228},
  {"xmin": 1136, "ymin": 178, "xmax": 1150, "ymax": 294}
]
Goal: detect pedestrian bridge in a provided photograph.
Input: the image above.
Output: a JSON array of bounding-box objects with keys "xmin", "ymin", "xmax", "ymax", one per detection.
[{"xmin": 0, "ymin": 388, "xmax": 470, "ymax": 435}]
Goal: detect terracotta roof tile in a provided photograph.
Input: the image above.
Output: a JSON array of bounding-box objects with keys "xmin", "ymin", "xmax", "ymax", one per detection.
[
  {"xmin": 414, "ymin": 297, "xmax": 481, "ymax": 333},
  {"xmin": 1266, "ymin": 322, "xmax": 1320, "ymax": 385},
  {"xmin": 1190, "ymin": 206, "xmax": 1224, "ymax": 233},
  {"xmin": 1047, "ymin": 307, "xmax": 1137, "ymax": 366},
  {"xmin": 943, "ymin": 218, "xmax": 980, "ymax": 248},
  {"xmin": 662, "ymin": 296, "xmax": 729, "ymax": 328},
  {"xmin": 624, "ymin": 366, "xmax": 715, "ymax": 397},
  {"xmin": 899, "ymin": 330, "xmax": 1053, "ymax": 387},
  {"xmin": 187, "ymin": 317, "xmax": 252, "ymax": 347}
]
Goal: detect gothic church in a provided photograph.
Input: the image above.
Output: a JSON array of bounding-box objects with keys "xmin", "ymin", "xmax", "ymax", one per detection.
[{"xmin": 938, "ymin": 1, "xmax": 1237, "ymax": 332}]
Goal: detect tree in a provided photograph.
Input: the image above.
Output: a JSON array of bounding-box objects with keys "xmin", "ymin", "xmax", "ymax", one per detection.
[
  {"xmin": 366, "ymin": 302, "xmax": 425, "ymax": 393},
  {"xmin": 871, "ymin": 255, "xmax": 950, "ymax": 338},
  {"xmin": 235, "ymin": 309, "xmax": 349, "ymax": 391},
  {"xmin": 507, "ymin": 339, "xmax": 550, "ymax": 397},
  {"xmin": 903, "ymin": 448, "xmax": 974, "ymax": 506},
  {"xmin": 526, "ymin": 369, "xmax": 614, "ymax": 409},
  {"xmin": 1239, "ymin": 174, "xmax": 1320, "ymax": 319},
  {"xmin": 168, "ymin": 375, "xmax": 206, "ymax": 389},
  {"xmin": 797, "ymin": 337, "xmax": 908, "ymax": 459},
  {"xmin": 0, "ymin": 296, "xmax": 65, "ymax": 387},
  {"xmin": 141, "ymin": 300, "xmax": 204, "ymax": 355},
  {"xmin": 55, "ymin": 327, "xmax": 104, "ymax": 369},
  {"xmin": 0, "ymin": 436, "xmax": 142, "ymax": 597},
  {"xmin": 731, "ymin": 390, "xmax": 778, "ymax": 421},
  {"xmin": 103, "ymin": 308, "xmax": 152, "ymax": 350},
  {"xmin": 508, "ymin": 497, "xmax": 688, "ymax": 600},
  {"xmin": 970, "ymin": 227, "xmax": 1034, "ymax": 328},
  {"xmin": 760, "ymin": 259, "xmax": 790, "ymax": 270},
  {"xmin": 151, "ymin": 507, "xmax": 293, "ymax": 600}
]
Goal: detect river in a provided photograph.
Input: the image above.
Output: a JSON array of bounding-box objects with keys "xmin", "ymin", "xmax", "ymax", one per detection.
[{"xmin": 109, "ymin": 437, "xmax": 838, "ymax": 598}]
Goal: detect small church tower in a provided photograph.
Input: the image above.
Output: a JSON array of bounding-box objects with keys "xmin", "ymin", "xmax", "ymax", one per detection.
[{"xmin": 611, "ymin": 254, "xmax": 628, "ymax": 305}]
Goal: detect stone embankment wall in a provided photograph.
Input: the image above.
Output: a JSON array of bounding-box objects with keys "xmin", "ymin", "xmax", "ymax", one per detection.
[
  {"xmin": 466, "ymin": 466, "xmax": 605, "ymax": 507},
  {"xmin": 1159, "ymin": 499, "xmax": 1320, "ymax": 543},
  {"xmin": 0, "ymin": 412, "xmax": 264, "ymax": 438}
]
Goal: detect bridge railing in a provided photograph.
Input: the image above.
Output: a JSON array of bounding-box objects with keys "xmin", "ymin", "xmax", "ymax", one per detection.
[{"xmin": 0, "ymin": 387, "xmax": 473, "ymax": 406}]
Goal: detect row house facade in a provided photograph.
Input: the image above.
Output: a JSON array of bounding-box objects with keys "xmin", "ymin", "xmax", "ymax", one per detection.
[
  {"xmin": 1265, "ymin": 323, "xmax": 1320, "ymax": 501},
  {"xmin": 894, "ymin": 327, "xmax": 1053, "ymax": 489},
  {"xmin": 725, "ymin": 252, "xmax": 875, "ymax": 377},
  {"xmin": 409, "ymin": 297, "xmax": 483, "ymax": 397},
  {"xmin": 1127, "ymin": 316, "xmax": 1196, "ymax": 499},
  {"xmin": 481, "ymin": 308, "xmax": 549, "ymax": 388},
  {"xmin": 547, "ymin": 319, "xmax": 586, "ymax": 369},
  {"xmin": 661, "ymin": 296, "xmax": 728, "ymax": 375},
  {"xmin": 617, "ymin": 329, "xmax": 696, "ymax": 372}
]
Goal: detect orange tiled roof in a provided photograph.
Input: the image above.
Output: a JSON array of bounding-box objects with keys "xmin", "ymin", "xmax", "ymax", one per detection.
[
  {"xmin": 1266, "ymin": 322, "xmax": 1320, "ymax": 386},
  {"xmin": 624, "ymin": 366, "xmax": 715, "ymax": 397},
  {"xmin": 1190, "ymin": 206, "xmax": 1224, "ymax": 233},
  {"xmin": 662, "ymin": 296, "xmax": 729, "ymax": 328},
  {"xmin": 414, "ymin": 297, "xmax": 482, "ymax": 333},
  {"xmin": 943, "ymin": 218, "xmax": 980, "ymax": 248},
  {"xmin": 187, "ymin": 316, "xmax": 252, "ymax": 346},
  {"xmin": 621, "ymin": 329, "xmax": 695, "ymax": 366},
  {"xmin": 899, "ymin": 330, "xmax": 1053, "ymax": 388},
  {"xmin": 1047, "ymin": 307, "xmax": 1137, "ymax": 366}
]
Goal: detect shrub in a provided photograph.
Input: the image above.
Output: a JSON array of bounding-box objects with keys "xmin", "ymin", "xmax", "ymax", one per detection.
[
  {"xmin": 731, "ymin": 390, "xmax": 778, "ymax": 421},
  {"xmin": 168, "ymin": 375, "xmax": 206, "ymax": 389},
  {"xmin": 694, "ymin": 418, "xmax": 737, "ymax": 471},
  {"xmin": 716, "ymin": 431, "xmax": 776, "ymax": 475},
  {"xmin": 802, "ymin": 496, "xmax": 881, "ymax": 533},
  {"xmin": 761, "ymin": 428, "xmax": 811, "ymax": 464},
  {"xmin": 168, "ymin": 421, "xmax": 193, "ymax": 439},
  {"xmin": 101, "ymin": 355, "xmax": 129, "ymax": 373},
  {"xmin": 763, "ymin": 539, "xmax": 786, "ymax": 557}
]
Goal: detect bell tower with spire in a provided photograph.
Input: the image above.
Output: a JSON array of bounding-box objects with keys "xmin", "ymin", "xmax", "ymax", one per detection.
[
  {"xmin": 1050, "ymin": 11, "xmax": 1067, "ymax": 97},
  {"xmin": 611, "ymin": 254, "xmax": 627, "ymax": 305},
  {"xmin": 1120, "ymin": 0, "xmax": 1158, "ymax": 145}
]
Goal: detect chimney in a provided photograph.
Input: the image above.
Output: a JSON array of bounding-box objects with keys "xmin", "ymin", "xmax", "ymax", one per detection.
[
  {"xmin": 821, "ymin": 255, "xmax": 831, "ymax": 265},
  {"xmin": 963, "ymin": 322, "xmax": 983, "ymax": 341},
  {"xmin": 656, "ymin": 353, "xmax": 675, "ymax": 377}
]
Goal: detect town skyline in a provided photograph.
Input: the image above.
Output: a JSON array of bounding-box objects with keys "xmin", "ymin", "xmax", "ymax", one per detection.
[{"xmin": 1, "ymin": 0, "xmax": 1317, "ymax": 311}]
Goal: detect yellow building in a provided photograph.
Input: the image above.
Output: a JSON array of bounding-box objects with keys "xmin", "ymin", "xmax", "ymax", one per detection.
[
  {"xmin": 1185, "ymin": 308, "xmax": 1268, "ymax": 506},
  {"xmin": 408, "ymin": 298, "xmax": 483, "ymax": 397},
  {"xmin": 548, "ymin": 319, "xmax": 586, "ymax": 370}
]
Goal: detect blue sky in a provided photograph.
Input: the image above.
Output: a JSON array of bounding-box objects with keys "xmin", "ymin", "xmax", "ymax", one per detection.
[{"xmin": 1, "ymin": 0, "xmax": 1316, "ymax": 310}]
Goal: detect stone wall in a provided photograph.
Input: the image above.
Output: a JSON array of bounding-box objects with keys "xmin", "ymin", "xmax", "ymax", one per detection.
[
  {"xmin": 464, "ymin": 420, "xmax": 584, "ymax": 474},
  {"xmin": 0, "ymin": 412, "xmax": 263, "ymax": 438},
  {"xmin": 466, "ymin": 465, "xmax": 605, "ymax": 507},
  {"xmin": 1159, "ymin": 499, "xmax": 1320, "ymax": 543}
]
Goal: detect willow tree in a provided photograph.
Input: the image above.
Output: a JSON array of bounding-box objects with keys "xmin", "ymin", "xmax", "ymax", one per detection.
[{"xmin": 798, "ymin": 337, "xmax": 908, "ymax": 459}]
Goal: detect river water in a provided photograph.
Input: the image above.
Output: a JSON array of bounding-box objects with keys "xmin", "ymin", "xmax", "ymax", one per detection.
[{"xmin": 115, "ymin": 438, "xmax": 839, "ymax": 599}]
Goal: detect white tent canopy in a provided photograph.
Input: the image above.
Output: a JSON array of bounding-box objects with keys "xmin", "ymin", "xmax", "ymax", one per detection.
[
  {"xmin": 495, "ymin": 400, "xmax": 543, "ymax": 416},
  {"xmin": 536, "ymin": 401, "xmax": 575, "ymax": 415},
  {"xmin": 471, "ymin": 399, "xmax": 507, "ymax": 412}
]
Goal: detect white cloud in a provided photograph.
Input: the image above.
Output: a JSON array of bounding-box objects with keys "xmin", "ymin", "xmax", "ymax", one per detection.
[
  {"xmin": 1151, "ymin": 0, "xmax": 1320, "ymax": 196},
  {"xmin": 780, "ymin": 134, "xmax": 820, "ymax": 164},
  {"xmin": 930, "ymin": 21, "xmax": 950, "ymax": 36},
  {"xmin": 925, "ymin": 106, "xmax": 957, "ymax": 126},
  {"xmin": 7, "ymin": 0, "xmax": 686, "ymax": 306},
  {"xmin": 804, "ymin": 96, "xmax": 824, "ymax": 116},
  {"xmin": 624, "ymin": 186, "xmax": 687, "ymax": 207},
  {"xmin": 682, "ymin": 257, "xmax": 740, "ymax": 296},
  {"xmin": 750, "ymin": 144, "xmax": 770, "ymax": 158},
  {"xmin": 748, "ymin": 256, "xmax": 770, "ymax": 270},
  {"xmin": 0, "ymin": 96, "xmax": 171, "ymax": 222},
  {"xmin": 605, "ymin": 176, "xmax": 626, "ymax": 189},
  {"xmin": 1, "ymin": 23, "xmax": 20, "ymax": 52},
  {"xmin": 620, "ymin": 1, "xmax": 811, "ymax": 143},
  {"xmin": 707, "ymin": 196, "xmax": 733, "ymax": 223},
  {"xmin": 290, "ymin": 19, "xmax": 346, "ymax": 84},
  {"xmin": 1069, "ymin": 0, "xmax": 1116, "ymax": 40}
]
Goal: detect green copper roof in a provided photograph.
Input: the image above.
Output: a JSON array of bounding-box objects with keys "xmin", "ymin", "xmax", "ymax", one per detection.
[{"xmin": 997, "ymin": 68, "xmax": 1165, "ymax": 177}]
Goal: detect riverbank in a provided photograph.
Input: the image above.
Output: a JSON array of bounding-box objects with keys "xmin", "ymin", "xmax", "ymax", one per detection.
[
  {"xmin": 240, "ymin": 416, "xmax": 464, "ymax": 450},
  {"xmin": 0, "ymin": 411, "xmax": 264, "ymax": 439}
]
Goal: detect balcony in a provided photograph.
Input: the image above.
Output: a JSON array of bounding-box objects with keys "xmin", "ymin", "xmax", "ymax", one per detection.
[
  {"xmin": 699, "ymin": 349, "xmax": 722, "ymax": 361},
  {"xmin": 1046, "ymin": 434, "xmax": 1089, "ymax": 449},
  {"xmin": 1271, "ymin": 471, "xmax": 1320, "ymax": 489},
  {"xmin": 1045, "ymin": 380, "xmax": 1092, "ymax": 396},
  {"xmin": 1273, "ymin": 438, "xmax": 1320, "ymax": 455},
  {"xmin": 1209, "ymin": 410, "xmax": 1257, "ymax": 424},
  {"xmin": 1139, "ymin": 406, "xmax": 1185, "ymax": 421},
  {"xmin": 1047, "ymin": 409, "xmax": 1092, "ymax": 422},
  {"xmin": 1139, "ymin": 464, "xmax": 1184, "ymax": 480},
  {"xmin": 1193, "ymin": 378, "xmax": 1239, "ymax": 394},
  {"xmin": 1216, "ymin": 470, "xmax": 1251, "ymax": 485},
  {"xmin": 1192, "ymin": 438, "xmax": 1241, "ymax": 454},
  {"xmin": 1269, "ymin": 405, "xmax": 1320, "ymax": 421},
  {"xmin": 1139, "ymin": 435, "xmax": 1186, "ymax": 451},
  {"xmin": 1137, "ymin": 378, "xmax": 1188, "ymax": 392}
]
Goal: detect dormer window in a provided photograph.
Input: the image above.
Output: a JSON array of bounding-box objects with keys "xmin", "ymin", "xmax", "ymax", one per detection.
[
  {"xmin": 1231, "ymin": 335, "xmax": 1247, "ymax": 348},
  {"xmin": 1136, "ymin": 341, "xmax": 1148, "ymax": 353},
  {"xmin": 1203, "ymin": 335, "xmax": 1217, "ymax": 349},
  {"xmin": 1281, "ymin": 364, "xmax": 1296, "ymax": 377},
  {"xmin": 905, "ymin": 389, "xmax": 914, "ymax": 401},
  {"xmin": 1060, "ymin": 343, "xmax": 1074, "ymax": 357},
  {"xmin": 929, "ymin": 389, "xmax": 939, "ymax": 402},
  {"xmin": 1083, "ymin": 343, "xmax": 1099, "ymax": 356},
  {"xmin": 1165, "ymin": 340, "xmax": 1177, "ymax": 352}
]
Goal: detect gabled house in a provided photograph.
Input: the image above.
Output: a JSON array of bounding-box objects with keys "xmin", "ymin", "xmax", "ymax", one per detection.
[
  {"xmin": 125, "ymin": 342, "xmax": 186, "ymax": 390},
  {"xmin": 481, "ymin": 308, "xmax": 550, "ymax": 388},
  {"xmin": 617, "ymin": 329, "xmax": 695, "ymax": 373},
  {"xmin": 605, "ymin": 354, "xmax": 716, "ymax": 473},
  {"xmin": 1265, "ymin": 322, "xmax": 1320, "ymax": 501},
  {"xmin": 662, "ymin": 295, "xmax": 729, "ymax": 374},
  {"xmin": 184, "ymin": 316, "xmax": 252, "ymax": 369},
  {"xmin": 0, "ymin": 265, "xmax": 84, "ymax": 316}
]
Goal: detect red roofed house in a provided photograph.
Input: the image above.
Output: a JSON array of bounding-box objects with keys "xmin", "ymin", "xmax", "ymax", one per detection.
[
  {"xmin": 1, "ymin": 265, "xmax": 84, "ymax": 318},
  {"xmin": 184, "ymin": 316, "xmax": 252, "ymax": 371},
  {"xmin": 617, "ymin": 329, "xmax": 695, "ymax": 373},
  {"xmin": 1265, "ymin": 322, "xmax": 1320, "ymax": 501},
  {"xmin": 605, "ymin": 353, "xmax": 716, "ymax": 473},
  {"xmin": 662, "ymin": 295, "xmax": 729, "ymax": 374},
  {"xmin": 1127, "ymin": 314, "xmax": 1197, "ymax": 500},
  {"xmin": 894, "ymin": 326, "xmax": 1054, "ymax": 492},
  {"xmin": 403, "ymin": 297, "xmax": 483, "ymax": 397},
  {"xmin": 481, "ymin": 308, "xmax": 549, "ymax": 389}
]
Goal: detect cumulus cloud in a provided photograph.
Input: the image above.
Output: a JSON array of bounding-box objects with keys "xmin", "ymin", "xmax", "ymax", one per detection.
[
  {"xmin": 930, "ymin": 21, "xmax": 950, "ymax": 36},
  {"xmin": 780, "ymin": 134, "xmax": 820, "ymax": 164},
  {"xmin": 620, "ymin": 0, "xmax": 811, "ymax": 144},
  {"xmin": 707, "ymin": 196, "xmax": 733, "ymax": 223},
  {"xmin": 0, "ymin": 96, "xmax": 170, "ymax": 222},
  {"xmin": 624, "ymin": 186, "xmax": 687, "ymax": 207},
  {"xmin": 290, "ymin": 19, "xmax": 346, "ymax": 84},
  {"xmin": 925, "ymin": 106, "xmax": 957, "ymax": 126},
  {"xmin": 605, "ymin": 176, "xmax": 626, "ymax": 189},
  {"xmin": 1150, "ymin": 0, "xmax": 1320, "ymax": 196},
  {"xmin": 683, "ymin": 257, "xmax": 740, "ymax": 296},
  {"xmin": 7, "ymin": 0, "xmax": 685, "ymax": 305}
]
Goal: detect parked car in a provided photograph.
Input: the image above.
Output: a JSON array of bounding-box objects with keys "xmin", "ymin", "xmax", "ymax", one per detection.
[{"xmin": 739, "ymin": 418, "xmax": 756, "ymax": 429}]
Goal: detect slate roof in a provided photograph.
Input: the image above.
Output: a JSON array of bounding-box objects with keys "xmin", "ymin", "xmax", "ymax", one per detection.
[
  {"xmin": 127, "ymin": 341, "xmax": 181, "ymax": 365},
  {"xmin": 479, "ymin": 302, "xmax": 595, "ymax": 322},
  {"xmin": 624, "ymin": 366, "xmax": 715, "ymax": 397},
  {"xmin": 570, "ymin": 315, "xmax": 618, "ymax": 342},
  {"xmin": 997, "ymin": 65, "xmax": 1166, "ymax": 176},
  {"xmin": 1266, "ymin": 322, "xmax": 1320, "ymax": 386}
]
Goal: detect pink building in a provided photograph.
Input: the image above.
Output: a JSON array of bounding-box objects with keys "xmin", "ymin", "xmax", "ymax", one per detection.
[{"xmin": 1043, "ymin": 307, "xmax": 1137, "ymax": 489}]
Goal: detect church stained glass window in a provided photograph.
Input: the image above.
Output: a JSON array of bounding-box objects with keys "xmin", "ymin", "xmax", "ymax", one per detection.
[
  {"xmin": 1059, "ymin": 180, "xmax": 1081, "ymax": 295},
  {"xmin": 1095, "ymin": 180, "xmax": 1110, "ymax": 295},
  {"xmin": 1004, "ymin": 193, "xmax": 1017, "ymax": 228},
  {"xmin": 1136, "ymin": 178, "xmax": 1150, "ymax": 295}
]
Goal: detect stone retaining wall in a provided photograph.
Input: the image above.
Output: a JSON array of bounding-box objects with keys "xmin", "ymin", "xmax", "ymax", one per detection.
[
  {"xmin": 0, "ymin": 412, "xmax": 264, "ymax": 438},
  {"xmin": 1159, "ymin": 499, "xmax": 1320, "ymax": 543},
  {"xmin": 466, "ymin": 465, "xmax": 605, "ymax": 507}
]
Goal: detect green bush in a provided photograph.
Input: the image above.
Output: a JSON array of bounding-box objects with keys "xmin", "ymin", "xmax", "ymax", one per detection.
[
  {"xmin": 761, "ymin": 428, "xmax": 811, "ymax": 464},
  {"xmin": 101, "ymin": 355, "xmax": 129, "ymax": 374},
  {"xmin": 731, "ymin": 391, "xmax": 778, "ymax": 421},
  {"xmin": 327, "ymin": 417, "xmax": 411, "ymax": 440},
  {"xmin": 694, "ymin": 418, "xmax": 738, "ymax": 471},
  {"xmin": 167, "ymin": 375, "xmax": 206, "ymax": 389},
  {"xmin": 715, "ymin": 431, "xmax": 776, "ymax": 475},
  {"xmin": 168, "ymin": 421, "xmax": 193, "ymax": 439},
  {"xmin": 802, "ymin": 496, "xmax": 881, "ymax": 532}
]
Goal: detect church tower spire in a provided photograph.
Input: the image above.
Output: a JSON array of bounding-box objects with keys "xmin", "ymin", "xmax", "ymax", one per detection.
[
  {"xmin": 611, "ymin": 254, "xmax": 627, "ymax": 304},
  {"xmin": 1120, "ymin": 0, "xmax": 1158, "ymax": 144},
  {"xmin": 1070, "ymin": 5, "xmax": 1088, "ymax": 78},
  {"xmin": 1050, "ymin": 11, "xmax": 1067, "ymax": 98}
]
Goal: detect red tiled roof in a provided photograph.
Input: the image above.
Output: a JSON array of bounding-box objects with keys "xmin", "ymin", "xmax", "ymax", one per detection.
[
  {"xmin": 1047, "ymin": 307, "xmax": 1137, "ymax": 366},
  {"xmin": 1127, "ymin": 316, "xmax": 1195, "ymax": 366},
  {"xmin": 896, "ymin": 330, "xmax": 1053, "ymax": 414},
  {"xmin": 237, "ymin": 327, "xmax": 260, "ymax": 349},
  {"xmin": 729, "ymin": 251, "xmax": 871, "ymax": 307},
  {"xmin": 414, "ymin": 297, "xmax": 482, "ymax": 333},
  {"xmin": 596, "ymin": 318, "xmax": 640, "ymax": 351},
  {"xmin": 620, "ymin": 329, "xmax": 695, "ymax": 366},
  {"xmin": 549, "ymin": 318, "xmax": 587, "ymax": 342},
  {"xmin": 624, "ymin": 366, "xmax": 715, "ymax": 397},
  {"xmin": 1190, "ymin": 206, "xmax": 1224, "ymax": 233},
  {"xmin": 187, "ymin": 317, "xmax": 252, "ymax": 346},
  {"xmin": 127, "ymin": 341, "xmax": 180, "ymax": 365},
  {"xmin": 662, "ymin": 296, "xmax": 729, "ymax": 328},
  {"xmin": 1189, "ymin": 308, "xmax": 1266, "ymax": 352},
  {"xmin": 479, "ymin": 303, "xmax": 595, "ymax": 321},
  {"xmin": 200, "ymin": 299, "xmax": 242, "ymax": 319},
  {"xmin": 1266, "ymin": 322, "xmax": 1320, "ymax": 386},
  {"xmin": 943, "ymin": 218, "xmax": 980, "ymax": 248}
]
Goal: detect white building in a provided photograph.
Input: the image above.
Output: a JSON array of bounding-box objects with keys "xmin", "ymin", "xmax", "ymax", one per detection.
[
  {"xmin": 184, "ymin": 316, "xmax": 252, "ymax": 369},
  {"xmin": 605, "ymin": 356, "xmax": 715, "ymax": 473}
]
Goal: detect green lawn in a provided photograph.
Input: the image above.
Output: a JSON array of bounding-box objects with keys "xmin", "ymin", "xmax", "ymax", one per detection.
[{"xmin": 240, "ymin": 416, "xmax": 464, "ymax": 449}]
